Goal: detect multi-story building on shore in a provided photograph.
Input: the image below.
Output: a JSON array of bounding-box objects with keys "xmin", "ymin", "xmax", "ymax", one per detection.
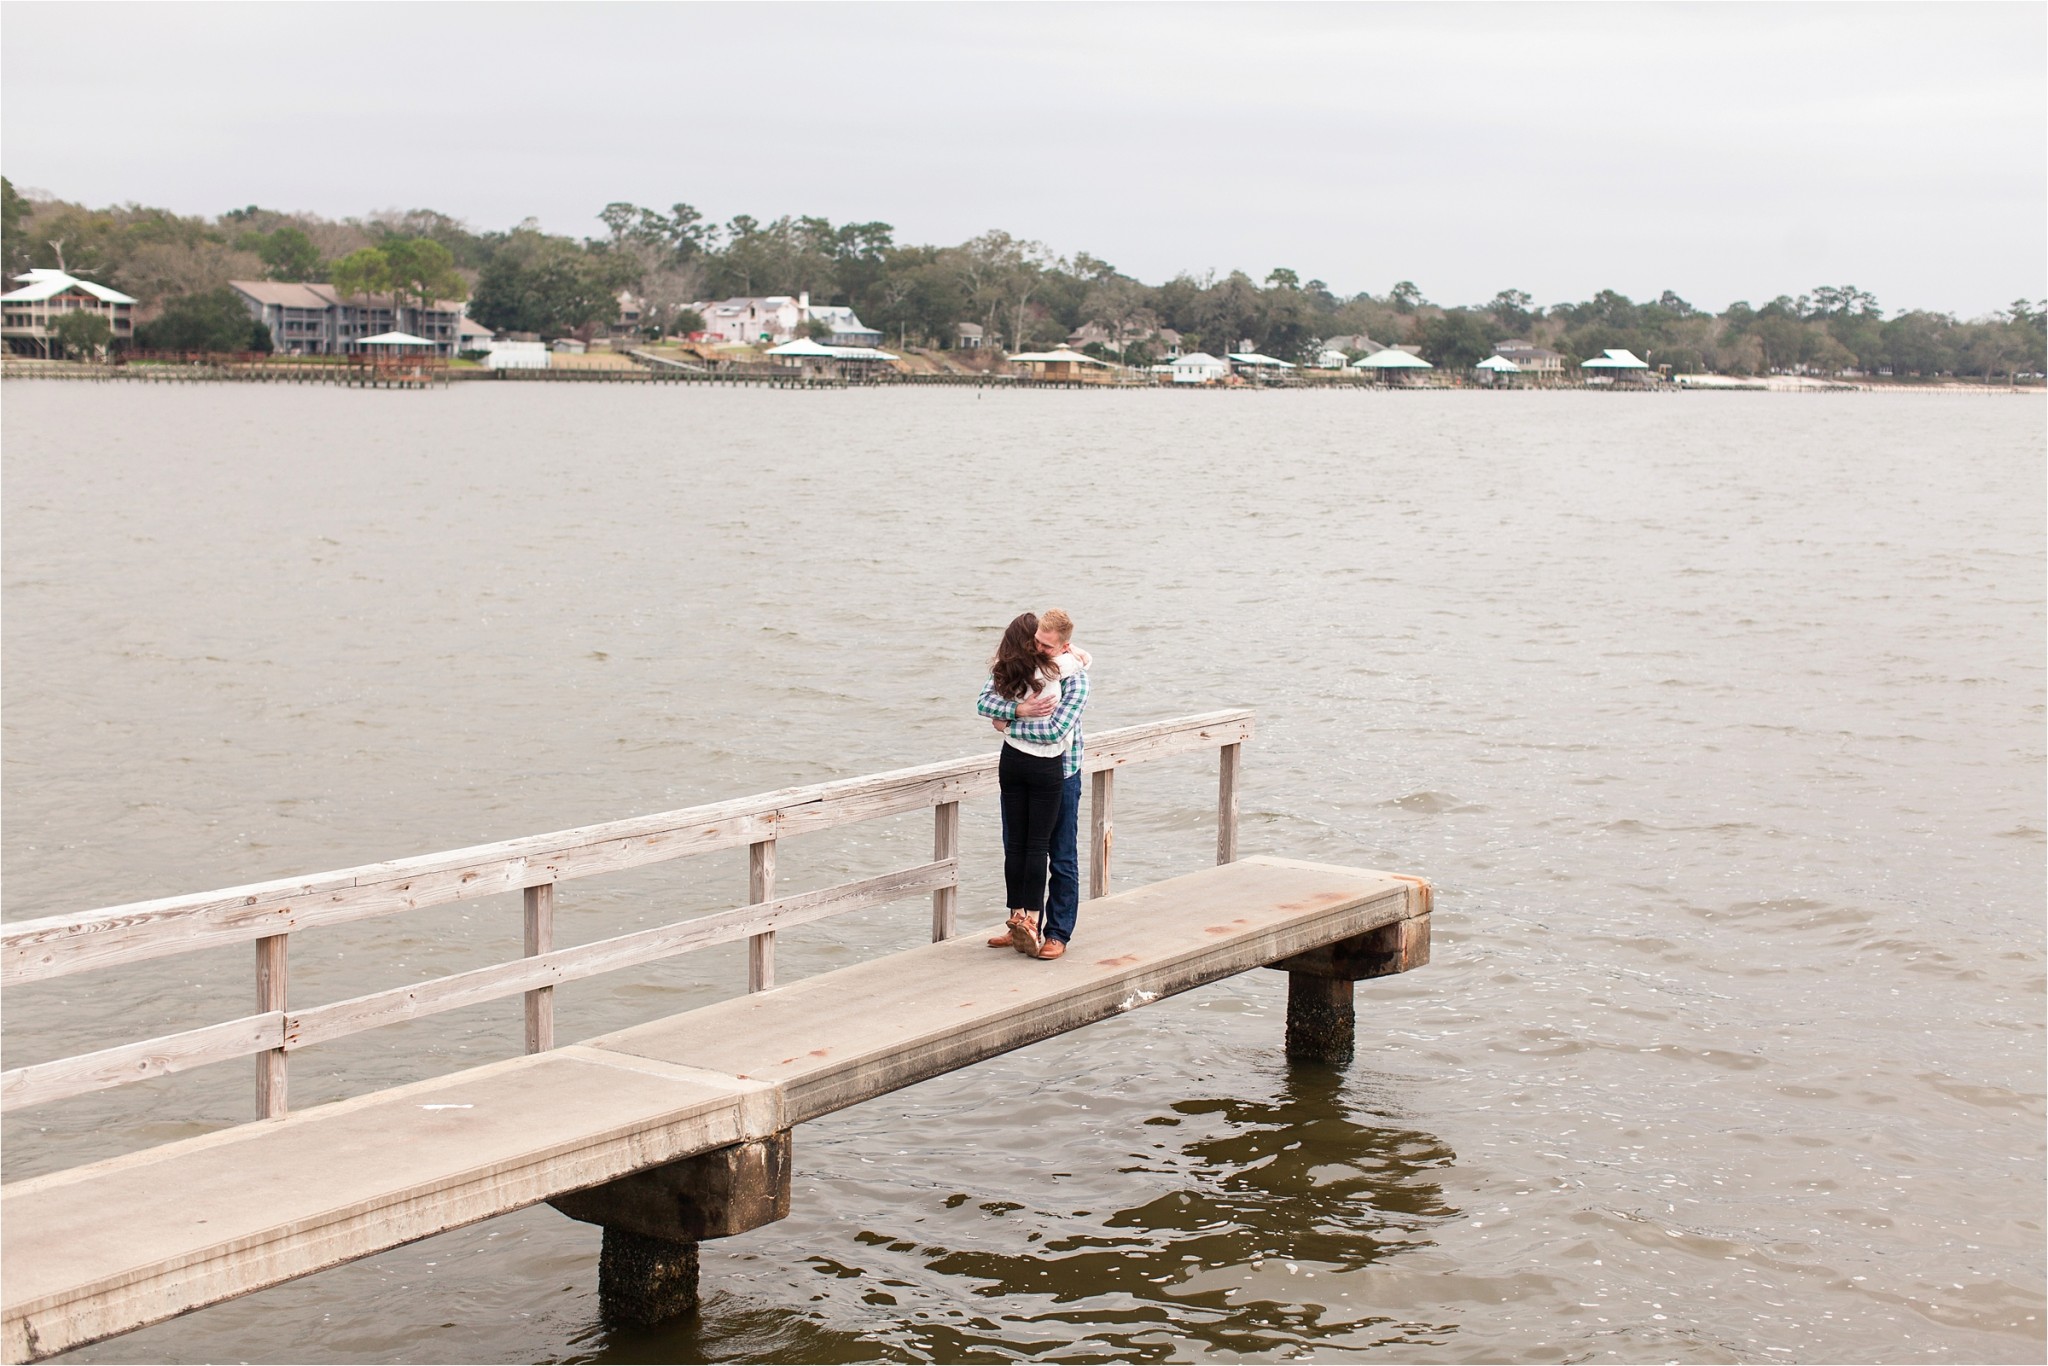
[
  {"xmin": 2, "ymin": 269, "xmax": 137, "ymax": 356},
  {"xmin": 228, "ymin": 281, "xmax": 466, "ymax": 357}
]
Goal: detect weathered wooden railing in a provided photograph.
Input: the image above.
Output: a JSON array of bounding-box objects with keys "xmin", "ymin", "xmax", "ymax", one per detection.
[{"xmin": 1, "ymin": 710, "xmax": 1252, "ymax": 1120}]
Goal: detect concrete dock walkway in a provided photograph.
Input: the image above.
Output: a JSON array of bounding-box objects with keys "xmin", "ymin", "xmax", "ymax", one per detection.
[{"xmin": 2, "ymin": 856, "xmax": 1427, "ymax": 1362}]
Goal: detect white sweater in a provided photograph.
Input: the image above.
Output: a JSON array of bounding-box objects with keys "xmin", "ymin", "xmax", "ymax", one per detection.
[{"xmin": 1003, "ymin": 653, "xmax": 1084, "ymax": 758}]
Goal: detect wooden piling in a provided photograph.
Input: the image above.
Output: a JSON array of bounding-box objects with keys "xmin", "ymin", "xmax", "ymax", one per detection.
[
  {"xmin": 1269, "ymin": 910, "xmax": 1431, "ymax": 1068},
  {"xmin": 596, "ymin": 1229, "xmax": 699, "ymax": 1325},
  {"xmin": 1284, "ymin": 975, "xmax": 1355, "ymax": 1066}
]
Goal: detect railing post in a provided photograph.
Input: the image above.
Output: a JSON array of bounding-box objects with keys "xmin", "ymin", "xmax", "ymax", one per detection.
[
  {"xmin": 256, "ymin": 933, "xmax": 288, "ymax": 1119},
  {"xmin": 1217, "ymin": 742, "xmax": 1240, "ymax": 865},
  {"xmin": 748, "ymin": 839, "xmax": 777, "ymax": 992},
  {"xmin": 1089, "ymin": 769, "xmax": 1114, "ymax": 899},
  {"xmin": 931, "ymin": 801, "xmax": 960, "ymax": 941},
  {"xmin": 524, "ymin": 883, "xmax": 556, "ymax": 1053}
]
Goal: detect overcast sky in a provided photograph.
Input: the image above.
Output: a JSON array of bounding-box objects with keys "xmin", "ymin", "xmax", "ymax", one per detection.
[{"xmin": 4, "ymin": 2, "xmax": 2042, "ymax": 317}]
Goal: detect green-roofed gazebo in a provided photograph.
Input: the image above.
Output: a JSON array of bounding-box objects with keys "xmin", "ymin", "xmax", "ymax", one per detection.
[
  {"xmin": 1579, "ymin": 348, "xmax": 1651, "ymax": 383},
  {"xmin": 1475, "ymin": 354, "xmax": 1522, "ymax": 386}
]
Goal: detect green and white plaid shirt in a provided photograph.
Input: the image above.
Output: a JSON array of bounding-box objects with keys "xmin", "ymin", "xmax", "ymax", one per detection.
[{"xmin": 977, "ymin": 668, "xmax": 1089, "ymax": 779}]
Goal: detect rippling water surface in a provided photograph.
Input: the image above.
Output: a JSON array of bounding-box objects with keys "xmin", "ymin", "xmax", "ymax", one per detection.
[{"xmin": 3, "ymin": 384, "xmax": 2042, "ymax": 1363}]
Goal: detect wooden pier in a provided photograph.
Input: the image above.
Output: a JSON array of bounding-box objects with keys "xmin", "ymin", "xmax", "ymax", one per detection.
[
  {"xmin": 487, "ymin": 362, "xmax": 845, "ymax": 388},
  {"xmin": 0, "ymin": 357, "xmax": 449, "ymax": 388},
  {"xmin": 0, "ymin": 711, "xmax": 1430, "ymax": 1361}
]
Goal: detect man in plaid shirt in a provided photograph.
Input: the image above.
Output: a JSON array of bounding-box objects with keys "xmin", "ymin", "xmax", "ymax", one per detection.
[{"xmin": 977, "ymin": 614, "xmax": 1089, "ymax": 954}]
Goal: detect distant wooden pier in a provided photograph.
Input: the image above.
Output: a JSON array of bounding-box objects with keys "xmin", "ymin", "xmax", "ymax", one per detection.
[{"xmin": 0, "ymin": 354, "xmax": 449, "ymax": 388}]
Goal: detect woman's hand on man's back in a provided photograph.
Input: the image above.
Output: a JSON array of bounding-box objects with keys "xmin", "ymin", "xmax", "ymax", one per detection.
[{"xmin": 1017, "ymin": 692, "xmax": 1056, "ymax": 718}]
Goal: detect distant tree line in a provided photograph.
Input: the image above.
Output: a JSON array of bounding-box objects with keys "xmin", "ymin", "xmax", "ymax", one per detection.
[{"xmin": 4, "ymin": 178, "xmax": 2041, "ymax": 380}]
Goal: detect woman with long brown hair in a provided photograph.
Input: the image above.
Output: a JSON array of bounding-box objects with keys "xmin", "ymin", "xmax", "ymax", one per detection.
[{"xmin": 984, "ymin": 611, "xmax": 1080, "ymax": 957}]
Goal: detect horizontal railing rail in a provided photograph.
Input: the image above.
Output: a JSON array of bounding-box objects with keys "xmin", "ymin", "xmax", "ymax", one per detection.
[{"xmin": 2, "ymin": 710, "xmax": 1252, "ymax": 1118}]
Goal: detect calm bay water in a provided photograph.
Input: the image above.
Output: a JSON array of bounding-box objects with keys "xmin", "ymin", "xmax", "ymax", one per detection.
[{"xmin": 3, "ymin": 383, "xmax": 2042, "ymax": 1364}]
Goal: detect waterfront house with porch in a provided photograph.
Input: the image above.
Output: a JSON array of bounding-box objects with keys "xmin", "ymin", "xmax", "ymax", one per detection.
[
  {"xmin": 1493, "ymin": 340, "xmax": 1566, "ymax": 384},
  {"xmin": 809, "ymin": 304, "xmax": 882, "ymax": 348},
  {"xmin": 691, "ymin": 295, "xmax": 804, "ymax": 345},
  {"xmin": 608, "ymin": 291, "xmax": 644, "ymax": 339},
  {"xmin": 2, "ymin": 269, "xmax": 137, "ymax": 357},
  {"xmin": 688, "ymin": 292, "xmax": 879, "ymax": 348}
]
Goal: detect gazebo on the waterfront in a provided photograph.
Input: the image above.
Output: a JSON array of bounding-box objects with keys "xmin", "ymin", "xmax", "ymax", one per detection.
[
  {"xmin": 1006, "ymin": 344, "xmax": 1115, "ymax": 382},
  {"xmin": 1225, "ymin": 351, "xmax": 1297, "ymax": 383},
  {"xmin": 349, "ymin": 331, "xmax": 443, "ymax": 385},
  {"xmin": 765, "ymin": 336, "xmax": 900, "ymax": 376},
  {"xmin": 1475, "ymin": 354, "xmax": 1522, "ymax": 386},
  {"xmin": 354, "ymin": 331, "xmax": 436, "ymax": 352},
  {"xmin": 1579, "ymin": 348, "xmax": 1651, "ymax": 383},
  {"xmin": 1354, "ymin": 348, "xmax": 1435, "ymax": 385}
]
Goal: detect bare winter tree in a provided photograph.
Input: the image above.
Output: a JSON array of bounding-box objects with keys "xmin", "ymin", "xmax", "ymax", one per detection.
[
  {"xmin": 954, "ymin": 230, "xmax": 1058, "ymax": 352},
  {"xmin": 1082, "ymin": 276, "xmax": 1156, "ymax": 363},
  {"xmin": 631, "ymin": 250, "xmax": 708, "ymax": 337}
]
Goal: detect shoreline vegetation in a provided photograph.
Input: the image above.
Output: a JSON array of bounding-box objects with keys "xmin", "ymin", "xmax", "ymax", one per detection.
[{"xmin": 4, "ymin": 180, "xmax": 2043, "ymax": 385}]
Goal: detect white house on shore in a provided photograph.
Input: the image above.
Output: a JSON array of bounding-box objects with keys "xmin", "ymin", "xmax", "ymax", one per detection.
[
  {"xmin": 1168, "ymin": 351, "xmax": 1230, "ymax": 384},
  {"xmin": 689, "ymin": 291, "xmax": 880, "ymax": 347},
  {"xmin": 1318, "ymin": 334, "xmax": 1381, "ymax": 366},
  {"xmin": 2, "ymin": 269, "xmax": 137, "ymax": 356}
]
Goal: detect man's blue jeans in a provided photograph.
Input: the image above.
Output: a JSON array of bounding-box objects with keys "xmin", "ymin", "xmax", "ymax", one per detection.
[
  {"xmin": 1043, "ymin": 768, "xmax": 1082, "ymax": 944},
  {"xmin": 1003, "ymin": 766, "xmax": 1083, "ymax": 944}
]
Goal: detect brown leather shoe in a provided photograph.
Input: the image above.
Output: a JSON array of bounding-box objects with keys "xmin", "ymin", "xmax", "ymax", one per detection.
[
  {"xmin": 1007, "ymin": 911, "xmax": 1042, "ymax": 957},
  {"xmin": 987, "ymin": 930, "xmax": 1015, "ymax": 948},
  {"xmin": 1036, "ymin": 939, "xmax": 1066, "ymax": 960}
]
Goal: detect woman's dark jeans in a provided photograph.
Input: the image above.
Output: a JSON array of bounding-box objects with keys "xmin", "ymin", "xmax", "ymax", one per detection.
[{"xmin": 999, "ymin": 744, "xmax": 1066, "ymax": 915}]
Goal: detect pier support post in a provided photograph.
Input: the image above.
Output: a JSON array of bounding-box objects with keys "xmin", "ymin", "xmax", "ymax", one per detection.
[
  {"xmin": 1284, "ymin": 975, "xmax": 1356, "ymax": 1066},
  {"xmin": 596, "ymin": 1228, "xmax": 700, "ymax": 1325},
  {"xmin": 549, "ymin": 1131, "xmax": 792, "ymax": 1328},
  {"xmin": 1266, "ymin": 901, "xmax": 1431, "ymax": 1068}
]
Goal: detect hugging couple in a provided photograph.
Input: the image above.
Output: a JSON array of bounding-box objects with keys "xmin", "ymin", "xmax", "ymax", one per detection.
[{"xmin": 975, "ymin": 608, "xmax": 1090, "ymax": 961}]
